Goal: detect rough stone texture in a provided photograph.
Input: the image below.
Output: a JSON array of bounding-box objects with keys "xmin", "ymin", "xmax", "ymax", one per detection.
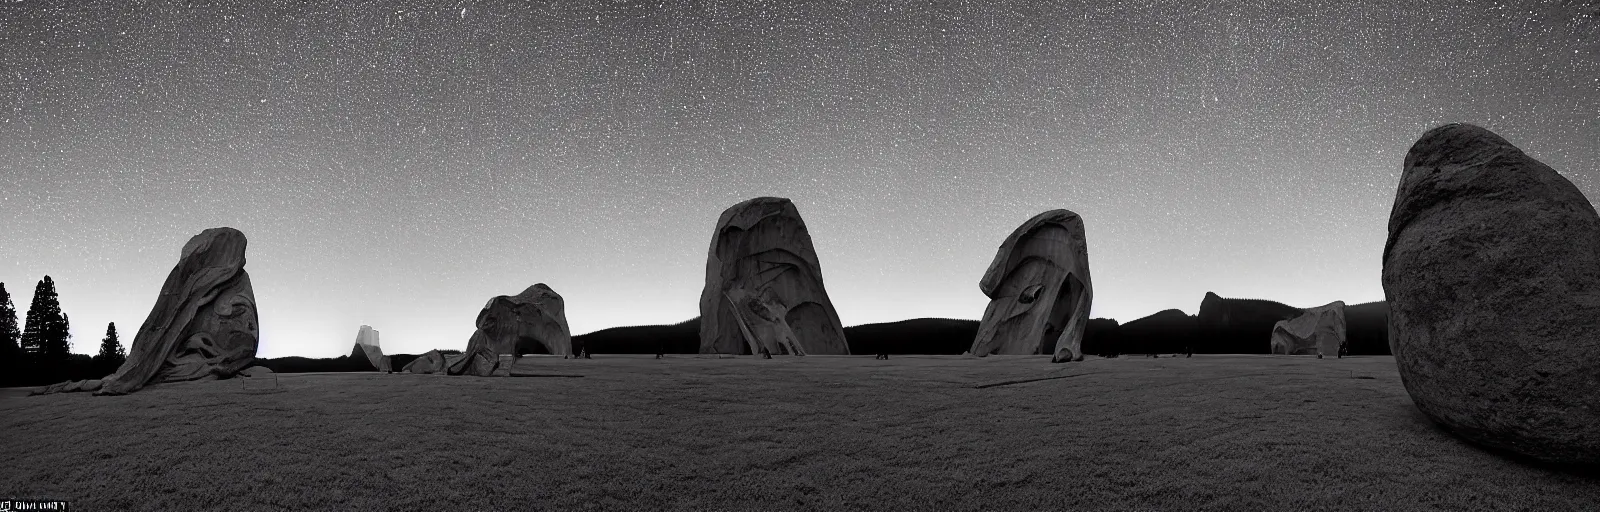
[
  {"xmin": 35, "ymin": 228, "xmax": 258, "ymax": 396},
  {"xmin": 447, "ymin": 284, "xmax": 572, "ymax": 376},
  {"xmin": 699, "ymin": 197, "xmax": 849, "ymax": 356},
  {"xmin": 1383, "ymin": 123, "xmax": 1600, "ymax": 465},
  {"xmin": 402, "ymin": 350, "xmax": 447, "ymax": 374},
  {"xmin": 1195, "ymin": 292, "xmax": 1301, "ymax": 354},
  {"xmin": 491, "ymin": 355, "xmax": 515, "ymax": 376},
  {"xmin": 968, "ymin": 210, "xmax": 1093, "ymax": 362},
  {"xmin": 1270, "ymin": 301, "xmax": 1346, "ymax": 357}
]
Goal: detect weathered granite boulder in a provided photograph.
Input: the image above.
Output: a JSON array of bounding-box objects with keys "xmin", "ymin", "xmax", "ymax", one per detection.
[
  {"xmin": 403, "ymin": 349, "xmax": 447, "ymax": 374},
  {"xmin": 1270, "ymin": 301, "xmax": 1346, "ymax": 357},
  {"xmin": 448, "ymin": 284, "xmax": 572, "ymax": 376},
  {"xmin": 1384, "ymin": 123, "xmax": 1600, "ymax": 465},
  {"xmin": 33, "ymin": 228, "xmax": 258, "ymax": 396},
  {"xmin": 968, "ymin": 210, "xmax": 1093, "ymax": 362},
  {"xmin": 698, "ymin": 197, "xmax": 849, "ymax": 356}
]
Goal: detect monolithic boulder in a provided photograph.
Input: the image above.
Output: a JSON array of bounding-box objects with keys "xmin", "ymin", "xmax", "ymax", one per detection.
[
  {"xmin": 1384, "ymin": 123, "xmax": 1600, "ymax": 465},
  {"xmin": 1270, "ymin": 301, "xmax": 1346, "ymax": 357},
  {"xmin": 968, "ymin": 210, "xmax": 1093, "ymax": 362},
  {"xmin": 348, "ymin": 325, "xmax": 384, "ymax": 371},
  {"xmin": 698, "ymin": 197, "xmax": 849, "ymax": 356},
  {"xmin": 34, "ymin": 228, "xmax": 258, "ymax": 396},
  {"xmin": 447, "ymin": 284, "xmax": 572, "ymax": 376},
  {"xmin": 403, "ymin": 349, "xmax": 447, "ymax": 374}
]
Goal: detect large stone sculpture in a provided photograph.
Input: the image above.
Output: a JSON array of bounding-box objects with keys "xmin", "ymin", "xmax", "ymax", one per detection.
[
  {"xmin": 1384, "ymin": 123, "xmax": 1600, "ymax": 465},
  {"xmin": 699, "ymin": 197, "xmax": 849, "ymax": 356},
  {"xmin": 403, "ymin": 349, "xmax": 447, "ymax": 374},
  {"xmin": 447, "ymin": 284, "xmax": 572, "ymax": 376},
  {"xmin": 348, "ymin": 325, "xmax": 386, "ymax": 371},
  {"xmin": 33, "ymin": 227, "xmax": 260, "ymax": 396},
  {"xmin": 968, "ymin": 210, "xmax": 1093, "ymax": 362},
  {"xmin": 1269, "ymin": 301, "xmax": 1346, "ymax": 357}
]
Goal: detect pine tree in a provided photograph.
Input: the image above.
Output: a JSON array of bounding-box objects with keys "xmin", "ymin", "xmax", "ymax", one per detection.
[
  {"xmin": 94, "ymin": 322, "xmax": 125, "ymax": 376},
  {"xmin": 22, "ymin": 276, "xmax": 72, "ymax": 382},
  {"xmin": 0, "ymin": 283, "xmax": 20, "ymax": 385},
  {"xmin": 20, "ymin": 280, "xmax": 44, "ymax": 364}
]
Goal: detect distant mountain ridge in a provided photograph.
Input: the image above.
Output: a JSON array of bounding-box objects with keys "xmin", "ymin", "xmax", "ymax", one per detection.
[{"xmin": 258, "ymin": 294, "xmax": 1390, "ymax": 365}]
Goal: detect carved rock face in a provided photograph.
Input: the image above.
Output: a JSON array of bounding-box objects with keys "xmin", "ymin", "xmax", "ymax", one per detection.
[
  {"xmin": 699, "ymin": 197, "xmax": 848, "ymax": 355},
  {"xmin": 1270, "ymin": 301, "xmax": 1346, "ymax": 356},
  {"xmin": 969, "ymin": 210, "xmax": 1093, "ymax": 363},
  {"xmin": 95, "ymin": 227, "xmax": 259, "ymax": 395},
  {"xmin": 722, "ymin": 286, "xmax": 806, "ymax": 356},
  {"xmin": 448, "ymin": 283, "xmax": 572, "ymax": 376},
  {"xmin": 1384, "ymin": 123, "xmax": 1600, "ymax": 465}
]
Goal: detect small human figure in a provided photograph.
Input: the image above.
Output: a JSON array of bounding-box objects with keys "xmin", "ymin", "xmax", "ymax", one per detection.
[{"xmin": 582, "ymin": 350, "xmax": 592, "ymax": 359}]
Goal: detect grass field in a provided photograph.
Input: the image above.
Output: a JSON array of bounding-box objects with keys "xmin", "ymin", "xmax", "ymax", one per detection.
[{"xmin": 3, "ymin": 355, "xmax": 1597, "ymax": 511}]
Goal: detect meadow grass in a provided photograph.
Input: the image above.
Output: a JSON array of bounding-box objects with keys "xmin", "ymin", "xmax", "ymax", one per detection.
[{"xmin": 2, "ymin": 355, "xmax": 1596, "ymax": 511}]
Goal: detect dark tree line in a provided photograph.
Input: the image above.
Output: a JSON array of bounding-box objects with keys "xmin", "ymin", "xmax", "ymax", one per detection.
[{"xmin": 0, "ymin": 277, "xmax": 125, "ymax": 387}]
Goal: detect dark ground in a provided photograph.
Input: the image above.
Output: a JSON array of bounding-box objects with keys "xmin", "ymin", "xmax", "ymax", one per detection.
[{"xmin": 2, "ymin": 355, "xmax": 1593, "ymax": 511}]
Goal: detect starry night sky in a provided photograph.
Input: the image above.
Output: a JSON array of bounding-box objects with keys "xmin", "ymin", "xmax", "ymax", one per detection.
[{"xmin": 2, "ymin": 0, "xmax": 1595, "ymax": 358}]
